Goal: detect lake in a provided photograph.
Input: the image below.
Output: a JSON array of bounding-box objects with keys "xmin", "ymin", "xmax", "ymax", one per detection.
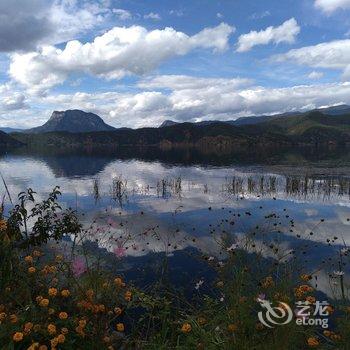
[{"xmin": 0, "ymin": 148, "xmax": 349, "ymax": 298}]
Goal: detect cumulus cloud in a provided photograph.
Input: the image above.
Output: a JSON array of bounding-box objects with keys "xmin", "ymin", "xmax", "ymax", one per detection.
[
  {"xmin": 22, "ymin": 76, "xmax": 350, "ymax": 128},
  {"xmin": 112, "ymin": 9, "xmax": 132, "ymax": 20},
  {"xmin": 0, "ymin": 0, "xmax": 112, "ymax": 52},
  {"xmin": 315, "ymin": 0, "xmax": 350, "ymax": 13},
  {"xmin": 9, "ymin": 23, "xmax": 235, "ymax": 94},
  {"xmin": 236, "ymin": 18, "xmax": 300, "ymax": 52},
  {"xmin": 0, "ymin": 84, "xmax": 28, "ymax": 112},
  {"xmin": 275, "ymin": 39, "xmax": 350, "ymax": 78}
]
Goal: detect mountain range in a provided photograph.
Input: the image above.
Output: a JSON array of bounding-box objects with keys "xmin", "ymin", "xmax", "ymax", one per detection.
[{"xmin": 1, "ymin": 106, "xmax": 350, "ymax": 151}]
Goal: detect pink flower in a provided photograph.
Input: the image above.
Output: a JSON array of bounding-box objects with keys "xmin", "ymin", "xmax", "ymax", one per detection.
[
  {"xmin": 113, "ymin": 245, "xmax": 126, "ymax": 258},
  {"xmin": 72, "ymin": 257, "xmax": 87, "ymax": 277},
  {"xmin": 107, "ymin": 218, "xmax": 118, "ymax": 228}
]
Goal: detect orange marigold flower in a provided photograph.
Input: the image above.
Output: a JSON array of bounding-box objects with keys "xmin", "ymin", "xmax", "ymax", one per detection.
[
  {"xmin": 28, "ymin": 267, "xmax": 36, "ymax": 274},
  {"xmin": 114, "ymin": 277, "xmax": 123, "ymax": 287},
  {"xmin": 13, "ymin": 332, "xmax": 24, "ymax": 342},
  {"xmin": 116, "ymin": 323, "xmax": 125, "ymax": 332},
  {"xmin": 9, "ymin": 314, "xmax": 18, "ymax": 323},
  {"xmin": 261, "ymin": 276, "xmax": 274, "ymax": 289},
  {"xmin": 50, "ymin": 337, "xmax": 58, "ymax": 347},
  {"xmin": 47, "ymin": 324, "xmax": 57, "ymax": 335},
  {"xmin": 307, "ymin": 337, "xmax": 319, "ymax": 347},
  {"xmin": 124, "ymin": 291, "xmax": 132, "ymax": 302},
  {"xmin": 61, "ymin": 327, "xmax": 69, "ymax": 335},
  {"xmin": 24, "ymin": 255, "xmax": 33, "ymax": 264},
  {"xmin": 181, "ymin": 323, "xmax": 192, "ymax": 333},
  {"xmin": 57, "ymin": 334, "xmax": 65, "ymax": 343},
  {"xmin": 39, "ymin": 298, "xmax": 49, "ymax": 307},
  {"xmin": 0, "ymin": 312, "xmax": 7, "ymax": 321},
  {"xmin": 24, "ymin": 322, "xmax": 33, "ymax": 332},
  {"xmin": 0, "ymin": 219, "xmax": 7, "ymax": 231},
  {"xmin": 58, "ymin": 312, "xmax": 68, "ymax": 320},
  {"xmin": 48, "ymin": 288, "xmax": 58, "ymax": 297},
  {"xmin": 323, "ymin": 330, "xmax": 331, "ymax": 337},
  {"xmin": 227, "ymin": 324, "xmax": 238, "ymax": 333},
  {"xmin": 306, "ymin": 296, "xmax": 316, "ymax": 304},
  {"xmin": 78, "ymin": 319, "xmax": 87, "ymax": 328},
  {"xmin": 61, "ymin": 289, "xmax": 70, "ymax": 298},
  {"xmin": 114, "ymin": 307, "xmax": 122, "ymax": 316}
]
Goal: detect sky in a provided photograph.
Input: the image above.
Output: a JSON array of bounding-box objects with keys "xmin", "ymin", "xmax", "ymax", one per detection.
[{"xmin": 1, "ymin": 0, "xmax": 350, "ymax": 128}]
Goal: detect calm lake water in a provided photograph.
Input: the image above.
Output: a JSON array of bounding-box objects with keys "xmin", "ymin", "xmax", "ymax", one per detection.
[{"xmin": 1, "ymin": 149, "xmax": 349, "ymax": 297}]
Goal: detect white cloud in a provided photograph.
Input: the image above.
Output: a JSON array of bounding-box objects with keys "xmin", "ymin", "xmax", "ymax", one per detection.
[
  {"xmin": 315, "ymin": 0, "xmax": 350, "ymax": 13},
  {"xmin": 17, "ymin": 76, "xmax": 350, "ymax": 128},
  {"xmin": 249, "ymin": 10, "xmax": 271, "ymax": 20},
  {"xmin": 0, "ymin": 0, "xmax": 112, "ymax": 52},
  {"xmin": 0, "ymin": 84, "xmax": 28, "ymax": 112},
  {"xmin": 9, "ymin": 23, "xmax": 235, "ymax": 95},
  {"xmin": 112, "ymin": 9, "xmax": 132, "ymax": 20},
  {"xmin": 275, "ymin": 39, "xmax": 350, "ymax": 79},
  {"xmin": 144, "ymin": 12, "xmax": 161, "ymax": 20},
  {"xmin": 308, "ymin": 71, "xmax": 324, "ymax": 79},
  {"xmin": 236, "ymin": 18, "xmax": 300, "ymax": 52}
]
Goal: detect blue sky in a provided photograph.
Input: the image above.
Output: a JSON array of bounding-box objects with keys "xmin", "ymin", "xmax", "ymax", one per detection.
[{"xmin": 1, "ymin": 0, "xmax": 350, "ymax": 128}]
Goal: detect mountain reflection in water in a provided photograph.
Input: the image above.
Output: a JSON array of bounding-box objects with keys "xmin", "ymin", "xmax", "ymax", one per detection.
[{"xmin": 0, "ymin": 147, "xmax": 349, "ymax": 297}]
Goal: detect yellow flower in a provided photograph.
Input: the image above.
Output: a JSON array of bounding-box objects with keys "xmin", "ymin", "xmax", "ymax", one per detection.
[
  {"xmin": 58, "ymin": 312, "xmax": 68, "ymax": 320},
  {"xmin": 124, "ymin": 290, "xmax": 132, "ymax": 302},
  {"xmin": 300, "ymin": 274, "xmax": 312, "ymax": 281},
  {"xmin": 61, "ymin": 289, "xmax": 70, "ymax": 298},
  {"xmin": 0, "ymin": 312, "xmax": 7, "ymax": 321},
  {"xmin": 78, "ymin": 319, "xmax": 87, "ymax": 328},
  {"xmin": 0, "ymin": 219, "xmax": 7, "ymax": 231},
  {"xmin": 307, "ymin": 337, "xmax": 319, "ymax": 347},
  {"xmin": 227, "ymin": 324, "xmax": 238, "ymax": 333},
  {"xmin": 39, "ymin": 298, "xmax": 49, "ymax": 307},
  {"xmin": 261, "ymin": 276, "xmax": 274, "ymax": 289},
  {"xmin": 116, "ymin": 323, "xmax": 125, "ymax": 332},
  {"xmin": 114, "ymin": 307, "xmax": 122, "ymax": 316},
  {"xmin": 50, "ymin": 337, "xmax": 58, "ymax": 347},
  {"xmin": 306, "ymin": 296, "xmax": 316, "ymax": 304},
  {"xmin": 57, "ymin": 334, "xmax": 65, "ymax": 343},
  {"xmin": 55, "ymin": 255, "xmax": 63, "ymax": 262},
  {"xmin": 24, "ymin": 255, "xmax": 33, "ymax": 264},
  {"xmin": 10, "ymin": 314, "xmax": 18, "ymax": 323},
  {"xmin": 47, "ymin": 324, "xmax": 56, "ymax": 335},
  {"xmin": 114, "ymin": 277, "xmax": 123, "ymax": 287},
  {"xmin": 28, "ymin": 267, "xmax": 36, "ymax": 274},
  {"xmin": 181, "ymin": 323, "xmax": 192, "ymax": 333},
  {"xmin": 61, "ymin": 327, "xmax": 69, "ymax": 335},
  {"xmin": 323, "ymin": 330, "xmax": 331, "ymax": 337},
  {"xmin": 197, "ymin": 317, "xmax": 206, "ymax": 326},
  {"xmin": 13, "ymin": 332, "xmax": 24, "ymax": 342},
  {"xmin": 48, "ymin": 288, "xmax": 58, "ymax": 297}
]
